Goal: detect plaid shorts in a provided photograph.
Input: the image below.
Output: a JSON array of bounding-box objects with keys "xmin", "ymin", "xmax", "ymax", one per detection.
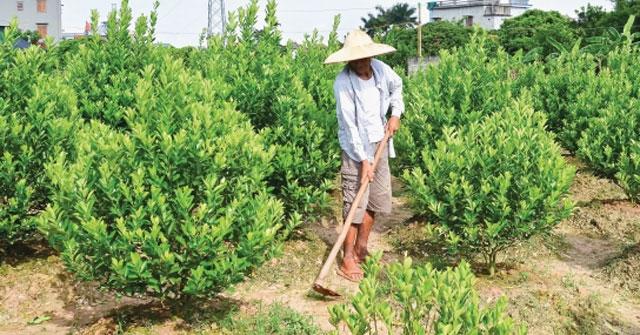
[{"xmin": 341, "ymin": 147, "xmax": 392, "ymax": 224}]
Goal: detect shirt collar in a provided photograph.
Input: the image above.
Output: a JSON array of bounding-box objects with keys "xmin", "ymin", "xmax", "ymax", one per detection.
[{"xmin": 347, "ymin": 63, "xmax": 383, "ymax": 92}]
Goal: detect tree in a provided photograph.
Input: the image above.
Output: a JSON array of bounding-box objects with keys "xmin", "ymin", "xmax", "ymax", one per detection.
[
  {"xmin": 421, "ymin": 20, "xmax": 474, "ymax": 56},
  {"xmin": 377, "ymin": 21, "xmax": 473, "ymax": 71},
  {"xmin": 575, "ymin": 4, "xmax": 609, "ymax": 36},
  {"xmin": 498, "ymin": 9, "xmax": 577, "ymax": 57},
  {"xmin": 361, "ymin": 3, "xmax": 417, "ymax": 36},
  {"xmin": 575, "ymin": 0, "xmax": 640, "ymax": 37}
]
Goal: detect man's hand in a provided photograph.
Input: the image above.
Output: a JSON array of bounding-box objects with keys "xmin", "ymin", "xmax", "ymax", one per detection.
[
  {"xmin": 386, "ymin": 116, "xmax": 401, "ymax": 137},
  {"xmin": 360, "ymin": 160, "xmax": 374, "ymax": 184}
]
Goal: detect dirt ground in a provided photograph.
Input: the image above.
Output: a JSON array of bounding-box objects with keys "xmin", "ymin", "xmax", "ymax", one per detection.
[{"xmin": 1, "ymin": 157, "xmax": 640, "ymax": 334}]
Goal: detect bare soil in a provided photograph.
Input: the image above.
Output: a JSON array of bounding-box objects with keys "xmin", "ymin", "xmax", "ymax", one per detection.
[{"xmin": 1, "ymin": 157, "xmax": 640, "ymax": 334}]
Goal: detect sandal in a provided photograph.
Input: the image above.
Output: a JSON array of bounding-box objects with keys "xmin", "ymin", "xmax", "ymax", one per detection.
[{"xmin": 336, "ymin": 267, "xmax": 364, "ymax": 283}]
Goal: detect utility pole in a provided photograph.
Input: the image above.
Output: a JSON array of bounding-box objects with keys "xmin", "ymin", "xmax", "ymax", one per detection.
[
  {"xmin": 417, "ymin": 2, "xmax": 422, "ymax": 58},
  {"xmin": 207, "ymin": 0, "xmax": 213, "ymax": 37}
]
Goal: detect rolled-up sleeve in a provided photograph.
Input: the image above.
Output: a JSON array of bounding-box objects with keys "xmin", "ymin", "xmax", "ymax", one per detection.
[
  {"xmin": 386, "ymin": 66, "xmax": 405, "ymax": 118},
  {"xmin": 335, "ymin": 81, "xmax": 367, "ymax": 162}
]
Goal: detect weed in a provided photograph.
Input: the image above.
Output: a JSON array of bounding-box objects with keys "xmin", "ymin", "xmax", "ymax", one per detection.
[
  {"xmin": 219, "ymin": 303, "xmax": 321, "ymax": 335},
  {"xmin": 563, "ymin": 293, "xmax": 612, "ymax": 334},
  {"xmin": 560, "ymin": 273, "xmax": 578, "ymax": 291}
]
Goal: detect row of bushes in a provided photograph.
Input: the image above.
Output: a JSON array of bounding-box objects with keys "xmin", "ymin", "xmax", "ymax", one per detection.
[
  {"xmin": 334, "ymin": 24, "xmax": 638, "ymax": 333},
  {"xmin": 330, "ymin": 254, "xmax": 526, "ymax": 334},
  {"xmin": 0, "ymin": 2, "xmax": 546, "ymax": 330},
  {"xmin": 1, "ymin": 1, "xmax": 635, "ymax": 332},
  {"xmin": 533, "ymin": 20, "xmax": 640, "ymax": 201},
  {"xmin": 0, "ymin": 0, "xmax": 339, "ymax": 300},
  {"xmin": 333, "ymin": 16, "xmax": 638, "ymax": 333},
  {"xmin": 394, "ymin": 32, "xmax": 574, "ymax": 275},
  {"xmin": 396, "ymin": 22, "xmax": 639, "ymax": 275}
]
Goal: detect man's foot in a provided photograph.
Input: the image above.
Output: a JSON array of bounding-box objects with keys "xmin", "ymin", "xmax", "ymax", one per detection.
[
  {"xmin": 355, "ymin": 247, "xmax": 370, "ymax": 264},
  {"xmin": 337, "ymin": 257, "xmax": 363, "ymax": 282}
]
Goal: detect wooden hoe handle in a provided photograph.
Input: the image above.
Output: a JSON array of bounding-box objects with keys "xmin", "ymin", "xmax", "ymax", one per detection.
[{"xmin": 313, "ymin": 133, "xmax": 390, "ymax": 295}]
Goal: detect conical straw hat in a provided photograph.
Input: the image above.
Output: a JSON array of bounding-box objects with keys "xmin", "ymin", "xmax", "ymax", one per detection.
[{"xmin": 324, "ymin": 30, "xmax": 396, "ymax": 64}]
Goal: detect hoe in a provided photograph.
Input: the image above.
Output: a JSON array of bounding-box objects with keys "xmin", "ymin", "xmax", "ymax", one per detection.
[{"xmin": 312, "ymin": 134, "xmax": 390, "ymax": 297}]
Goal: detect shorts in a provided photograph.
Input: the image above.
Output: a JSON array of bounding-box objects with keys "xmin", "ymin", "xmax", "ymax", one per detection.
[{"xmin": 341, "ymin": 147, "xmax": 392, "ymax": 224}]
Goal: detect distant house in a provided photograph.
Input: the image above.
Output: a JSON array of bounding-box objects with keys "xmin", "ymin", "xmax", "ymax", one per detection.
[
  {"xmin": 427, "ymin": 0, "xmax": 531, "ymax": 30},
  {"xmin": 0, "ymin": 0, "xmax": 62, "ymax": 41},
  {"xmin": 62, "ymin": 21, "xmax": 108, "ymax": 40}
]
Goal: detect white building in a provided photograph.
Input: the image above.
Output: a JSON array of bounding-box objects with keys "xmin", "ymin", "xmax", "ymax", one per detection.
[
  {"xmin": 0, "ymin": 0, "xmax": 62, "ymax": 41},
  {"xmin": 427, "ymin": 0, "xmax": 531, "ymax": 30}
]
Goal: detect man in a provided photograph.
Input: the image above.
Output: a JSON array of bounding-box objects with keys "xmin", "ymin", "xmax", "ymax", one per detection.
[{"xmin": 324, "ymin": 30, "xmax": 404, "ymax": 282}]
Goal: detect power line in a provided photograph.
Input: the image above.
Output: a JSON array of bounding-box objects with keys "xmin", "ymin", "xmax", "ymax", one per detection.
[
  {"xmin": 577, "ymin": 23, "xmax": 640, "ymax": 32},
  {"xmin": 158, "ymin": 0, "xmax": 182, "ymax": 21},
  {"xmin": 279, "ymin": 7, "xmax": 376, "ymax": 13},
  {"xmin": 157, "ymin": 21, "xmax": 640, "ymax": 37}
]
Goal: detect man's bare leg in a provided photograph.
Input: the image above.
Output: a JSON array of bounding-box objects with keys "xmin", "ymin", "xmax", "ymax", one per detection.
[
  {"xmin": 355, "ymin": 210, "xmax": 375, "ymax": 263},
  {"xmin": 339, "ymin": 224, "xmax": 363, "ymax": 281}
]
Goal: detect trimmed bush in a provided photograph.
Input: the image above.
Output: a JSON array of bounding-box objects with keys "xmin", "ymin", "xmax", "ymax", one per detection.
[
  {"xmin": 329, "ymin": 254, "xmax": 526, "ymax": 334},
  {"xmin": 0, "ymin": 23, "xmax": 77, "ymax": 247},
  {"xmin": 199, "ymin": 0, "xmax": 340, "ymax": 218},
  {"xmin": 557, "ymin": 65, "xmax": 624, "ymax": 152},
  {"xmin": 577, "ymin": 98, "xmax": 639, "ymax": 176},
  {"xmin": 403, "ymin": 98, "xmax": 575, "ymax": 275},
  {"xmin": 578, "ymin": 97, "xmax": 640, "ymax": 201},
  {"xmin": 534, "ymin": 32, "xmax": 640, "ymax": 153},
  {"xmin": 63, "ymin": 0, "xmax": 160, "ymax": 128},
  {"xmin": 38, "ymin": 57, "xmax": 294, "ymax": 299},
  {"xmin": 532, "ymin": 48, "xmax": 598, "ymax": 148},
  {"xmin": 1, "ymin": 77, "xmax": 80, "ymax": 247},
  {"xmin": 261, "ymin": 77, "xmax": 337, "ymax": 216},
  {"xmin": 395, "ymin": 32, "xmax": 526, "ymax": 170},
  {"xmin": 618, "ymin": 142, "xmax": 640, "ymax": 202}
]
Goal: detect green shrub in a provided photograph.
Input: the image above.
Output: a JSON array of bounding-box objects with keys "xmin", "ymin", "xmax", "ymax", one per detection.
[
  {"xmin": 557, "ymin": 66, "xmax": 625, "ymax": 152},
  {"xmin": 0, "ymin": 24, "xmax": 53, "ymax": 111},
  {"xmin": 532, "ymin": 48, "xmax": 597, "ymax": 145},
  {"xmin": 578, "ymin": 97, "xmax": 640, "ymax": 200},
  {"xmin": 617, "ymin": 142, "xmax": 640, "ymax": 202},
  {"xmin": 200, "ymin": 0, "xmax": 340, "ymax": 219},
  {"xmin": 0, "ymin": 23, "xmax": 77, "ymax": 247},
  {"xmin": 572, "ymin": 36, "xmax": 640, "ymax": 201},
  {"xmin": 403, "ymin": 98, "xmax": 574, "ymax": 275},
  {"xmin": 289, "ymin": 17, "xmax": 342, "ymax": 132},
  {"xmin": 329, "ymin": 254, "xmax": 526, "ymax": 334},
  {"xmin": 63, "ymin": 0, "xmax": 160, "ymax": 128},
  {"xmin": 261, "ymin": 77, "xmax": 337, "ymax": 216},
  {"xmin": 0, "ymin": 77, "xmax": 80, "ymax": 247},
  {"xmin": 221, "ymin": 303, "xmax": 321, "ymax": 335},
  {"xmin": 534, "ymin": 29, "xmax": 640, "ymax": 153},
  {"xmin": 395, "ymin": 32, "xmax": 520, "ymax": 170},
  {"xmin": 38, "ymin": 57, "xmax": 294, "ymax": 299}
]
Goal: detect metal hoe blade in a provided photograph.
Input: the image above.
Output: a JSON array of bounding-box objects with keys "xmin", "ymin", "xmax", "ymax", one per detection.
[{"xmin": 312, "ymin": 283, "xmax": 341, "ymax": 297}]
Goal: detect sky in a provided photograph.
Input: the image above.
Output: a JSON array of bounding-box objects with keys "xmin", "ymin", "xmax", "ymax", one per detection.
[{"xmin": 60, "ymin": 0, "xmax": 615, "ymax": 47}]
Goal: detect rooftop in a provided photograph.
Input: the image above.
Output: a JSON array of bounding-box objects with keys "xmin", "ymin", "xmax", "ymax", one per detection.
[{"xmin": 427, "ymin": 0, "xmax": 531, "ymax": 9}]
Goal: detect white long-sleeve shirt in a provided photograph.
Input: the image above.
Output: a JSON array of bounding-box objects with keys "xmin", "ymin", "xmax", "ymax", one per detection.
[{"xmin": 333, "ymin": 59, "xmax": 405, "ymax": 162}]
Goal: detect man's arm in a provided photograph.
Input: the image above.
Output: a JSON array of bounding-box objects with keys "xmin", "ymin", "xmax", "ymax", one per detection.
[
  {"xmin": 385, "ymin": 66, "xmax": 404, "ymax": 136},
  {"xmin": 387, "ymin": 66, "xmax": 405, "ymax": 119}
]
